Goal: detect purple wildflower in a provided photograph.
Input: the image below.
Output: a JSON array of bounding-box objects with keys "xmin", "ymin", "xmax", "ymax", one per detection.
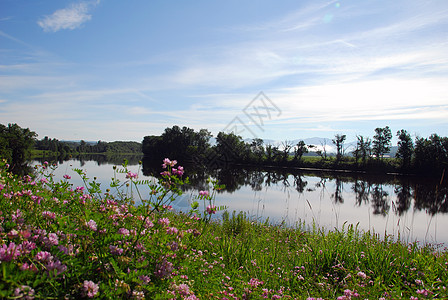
[
  {"xmin": 109, "ymin": 245, "xmax": 124, "ymax": 255},
  {"xmin": 14, "ymin": 285, "xmax": 35, "ymax": 300},
  {"xmin": 158, "ymin": 217, "xmax": 170, "ymax": 226},
  {"xmin": 0, "ymin": 242, "xmax": 21, "ymax": 262},
  {"xmin": 82, "ymin": 280, "xmax": 99, "ymax": 298},
  {"xmin": 35, "ymin": 251, "xmax": 53, "ymax": 262},
  {"xmin": 126, "ymin": 172, "xmax": 138, "ymax": 179},
  {"xmin": 206, "ymin": 204, "xmax": 217, "ymax": 215},
  {"xmin": 117, "ymin": 228, "xmax": 130, "ymax": 236},
  {"xmin": 86, "ymin": 220, "xmax": 97, "ymax": 231},
  {"xmin": 166, "ymin": 227, "xmax": 178, "ymax": 235},
  {"xmin": 199, "ymin": 190, "xmax": 209, "ymax": 198},
  {"xmin": 357, "ymin": 271, "xmax": 367, "ymax": 279},
  {"xmin": 154, "ymin": 257, "xmax": 174, "ymax": 279}
]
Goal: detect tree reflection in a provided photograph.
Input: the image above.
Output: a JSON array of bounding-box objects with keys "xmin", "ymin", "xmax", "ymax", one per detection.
[
  {"xmin": 77, "ymin": 157, "xmax": 448, "ymax": 217},
  {"xmin": 352, "ymin": 179, "xmax": 371, "ymax": 206},
  {"xmin": 394, "ymin": 182, "xmax": 412, "ymax": 216},
  {"xmin": 248, "ymin": 170, "xmax": 265, "ymax": 191},
  {"xmin": 293, "ymin": 174, "xmax": 308, "ymax": 194},
  {"xmin": 371, "ymin": 184, "xmax": 390, "ymax": 216},
  {"xmin": 331, "ymin": 177, "xmax": 344, "ymax": 204},
  {"xmin": 413, "ymin": 182, "xmax": 448, "ymax": 215}
]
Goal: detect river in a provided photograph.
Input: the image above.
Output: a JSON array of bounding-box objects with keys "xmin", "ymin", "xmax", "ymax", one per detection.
[{"xmin": 32, "ymin": 156, "xmax": 448, "ymax": 248}]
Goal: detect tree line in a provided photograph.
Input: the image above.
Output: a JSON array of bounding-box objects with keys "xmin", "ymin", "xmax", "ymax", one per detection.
[
  {"xmin": 34, "ymin": 137, "xmax": 142, "ymax": 155},
  {"xmin": 0, "ymin": 123, "xmax": 142, "ymax": 174},
  {"xmin": 1, "ymin": 122, "xmax": 447, "ymax": 176},
  {"xmin": 143, "ymin": 125, "xmax": 448, "ymax": 176}
]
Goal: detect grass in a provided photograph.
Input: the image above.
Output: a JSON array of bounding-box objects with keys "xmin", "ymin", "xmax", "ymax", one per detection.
[{"xmin": 0, "ymin": 158, "xmax": 447, "ymax": 299}]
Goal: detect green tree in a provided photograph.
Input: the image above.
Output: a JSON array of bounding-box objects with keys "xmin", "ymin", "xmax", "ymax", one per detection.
[
  {"xmin": 215, "ymin": 132, "xmax": 246, "ymax": 163},
  {"xmin": 332, "ymin": 134, "xmax": 346, "ymax": 161},
  {"xmin": 294, "ymin": 140, "xmax": 308, "ymax": 162},
  {"xmin": 281, "ymin": 140, "xmax": 293, "ymax": 162},
  {"xmin": 396, "ymin": 129, "xmax": 414, "ymax": 168},
  {"xmin": 0, "ymin": 123, "xmax": 37, "ymax": 172},
  {"xmin": 372, "ymin": 126, "xmax": 392, "ymax": 159},
  {"xmin": 353, "ymin": 135, "xmax": 371, "ymax": 165},
  {"xmin": 250, "ymin": 138, "xmax": 265, "ymax": 163},
  {"xmin": 414, "ymin": 134, "xmax": 448, "ymax": 172}
]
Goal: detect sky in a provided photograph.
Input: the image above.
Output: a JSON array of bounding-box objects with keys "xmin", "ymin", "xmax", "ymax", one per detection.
[{"xmin": 1, "ymin": 0, "xmax": 448, "ymax": 144}]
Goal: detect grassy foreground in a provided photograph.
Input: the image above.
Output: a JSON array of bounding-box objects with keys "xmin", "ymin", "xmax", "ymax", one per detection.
[{"xmin": 0, "ymin": 158, "xmax": 447, "ymax": 299}]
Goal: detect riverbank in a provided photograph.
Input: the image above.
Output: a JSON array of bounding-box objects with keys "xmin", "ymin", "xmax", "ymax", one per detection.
[{"xmin": 0, "ymin": 158, "xmax": 447, "ymax": 299}]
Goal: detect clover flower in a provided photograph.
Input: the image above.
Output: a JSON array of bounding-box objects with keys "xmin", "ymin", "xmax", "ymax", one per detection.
[
  {"xmin": 199, "ymin": 190, "xmax": 209, "ymax": 198},
  {"xmin": 14, "ymin": 285, "xmax": 35, "ymax": 300},
  {"xmin": 357, "ymin": 271, "xmax": 367, "ymax": 279},
  {"xmin": 86, "ymin": 219, "xmax": 98, "ymax": 231},
  {"xmin": 206, "ymin": 204, "xmax": 216, "ymax": 215},
  {"xmin": 0, "ymin": 242, "xmax": 21, "ymax": 262},
  {"xmin": 154, "ymin": 257, "xmax": 174, "ymax": 279},
  {"xmin": 158, "ymin": 217, "xmax": 170, "ymax": 226},
  {"xmin": 117, "ymin": 228, "xmax": 130, "ymax": 236},
  {"xmin": 125, "ymin": 172, "xmax": 138, "ymax": 179},
  {"xmin": 82, "ymin": 280, "xmax": 99, "ymax": 298}
]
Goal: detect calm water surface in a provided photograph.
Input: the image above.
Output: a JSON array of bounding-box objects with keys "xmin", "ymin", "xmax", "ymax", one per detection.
[{"xmin": 32, "ymin": 158, "xmax": 448, "ymax": 247}]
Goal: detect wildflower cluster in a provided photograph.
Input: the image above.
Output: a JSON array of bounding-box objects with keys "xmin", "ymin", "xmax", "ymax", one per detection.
[{"xmin": 0, "ymin": 158, "xmax": 205, "ymax": 299}]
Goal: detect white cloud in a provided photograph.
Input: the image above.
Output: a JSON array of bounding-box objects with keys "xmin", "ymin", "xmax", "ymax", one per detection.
[{"xmin": 37, "ymin": 1, "xmax": 100, "ymax": 32}]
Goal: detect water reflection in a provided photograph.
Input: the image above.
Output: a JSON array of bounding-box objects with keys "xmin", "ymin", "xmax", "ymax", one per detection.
[{"xmin": 32, "ymin": 157, "xmax": 448, "ymax": 244}]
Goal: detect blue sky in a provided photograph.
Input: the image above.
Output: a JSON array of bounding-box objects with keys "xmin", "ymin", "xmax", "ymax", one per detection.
[{"xmin": 1, "ymin": 0, "xmax": 448, "ymax": 143}]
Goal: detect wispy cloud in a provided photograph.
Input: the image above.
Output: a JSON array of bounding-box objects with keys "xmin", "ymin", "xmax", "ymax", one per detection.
[{"xmin": 37, "ymin": 1, "xmax": 100, "ymax": 32}]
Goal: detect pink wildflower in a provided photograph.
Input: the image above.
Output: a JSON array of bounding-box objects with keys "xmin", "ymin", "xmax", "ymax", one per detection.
[
  {"xmin": 14, "ymin": 285, "xmax": 35, "ymax": 300},
  {"xmin": 126, "ymin": 172, "xmax": 138, "ymax": 179},
  {"xmin": 0, "ymin": 242, "xmax": 21, "ymax": 262},
  {"xmin": 45, "ymin": 259, "xmax": 67, "ymax": 275},
  {"xmin": 158, "ymin": 217, "xmax": 170, "ymax": 226},
  {"xmin": 109, "ymin": 245, "xmax": 124, "ymax": 255},
  {"xmin": 35, "ymin": 251, "xmax": 53, "ymax": 262},
  {"xmin": 63, "ymin": 174, "xmax": 71, "ymax": 179},
  {"xmin": 82, "ymin": 280, "xmax": 99, "ymax": 298},
  {"xmin": 86, "ymin": 220, "xmax": 97, "ymax": 231},
  {"xmin": 131, "ymin": 290, "xmax": 145, "ymax": 299},
  {"xmin": 175, "ymin": 166, "xmax": 184, "ymax": 176},
  {"xmin": 160, "ymin": 171, "xmax": 171, "ymax": 176},
  {"xmin": 357, "ymin": 271, "xmax": 367, "ymax": 279},
  {"xmin": 162, "ymin": 158, "xmax": 177, "ymax": 168},
  {"xmin": 206, "ymin": 204, "xmax": 217, "ymax": 215},
  {"xmin": 174, "ymin": 283, "xmax": 191, "ymax": 296},
  {"xmin": 118, "ymin": 228, "xmax": 130, "ymax": 236},
  {"xmin": 166, "ymin": 227, "xmax": 179, "ymax": 235},
  {"xmin": 154, "ymin": 257, "xmax": 174, "ymax": 279},
  {"xmin": 44, "ymin": 232, "xmax": 59, "ymax": 246},
  {"xmin": 416, "ymin": 289, "xmax": 430, "ymax": 296},
  {"xmin": 139, "ymin": 275, "xmax": 151, "ymax": 285},
  {"xmin": 75, "ymin": 186, "xmax": 85, "ymax": 193},
  {"xmin": 199, "ymin": 190, "xmax": 209, "ymax": 197},
  {"xmin": 42, "ymin": 211, "xmax": 56, "ymax": 219},
  {"xmin": 248, "ymin": 278, "xmax": 264, "ymax": 288}
]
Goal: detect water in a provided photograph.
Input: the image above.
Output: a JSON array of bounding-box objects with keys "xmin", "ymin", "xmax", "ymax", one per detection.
[{"xmin": 32, "ymin": 158, "xmax": 448, "ymax": 247}]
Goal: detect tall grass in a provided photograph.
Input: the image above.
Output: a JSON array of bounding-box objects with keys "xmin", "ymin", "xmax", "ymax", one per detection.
[{"xmin": 0, "ymin": 158, "xmax": 446, "ymax": 299}]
